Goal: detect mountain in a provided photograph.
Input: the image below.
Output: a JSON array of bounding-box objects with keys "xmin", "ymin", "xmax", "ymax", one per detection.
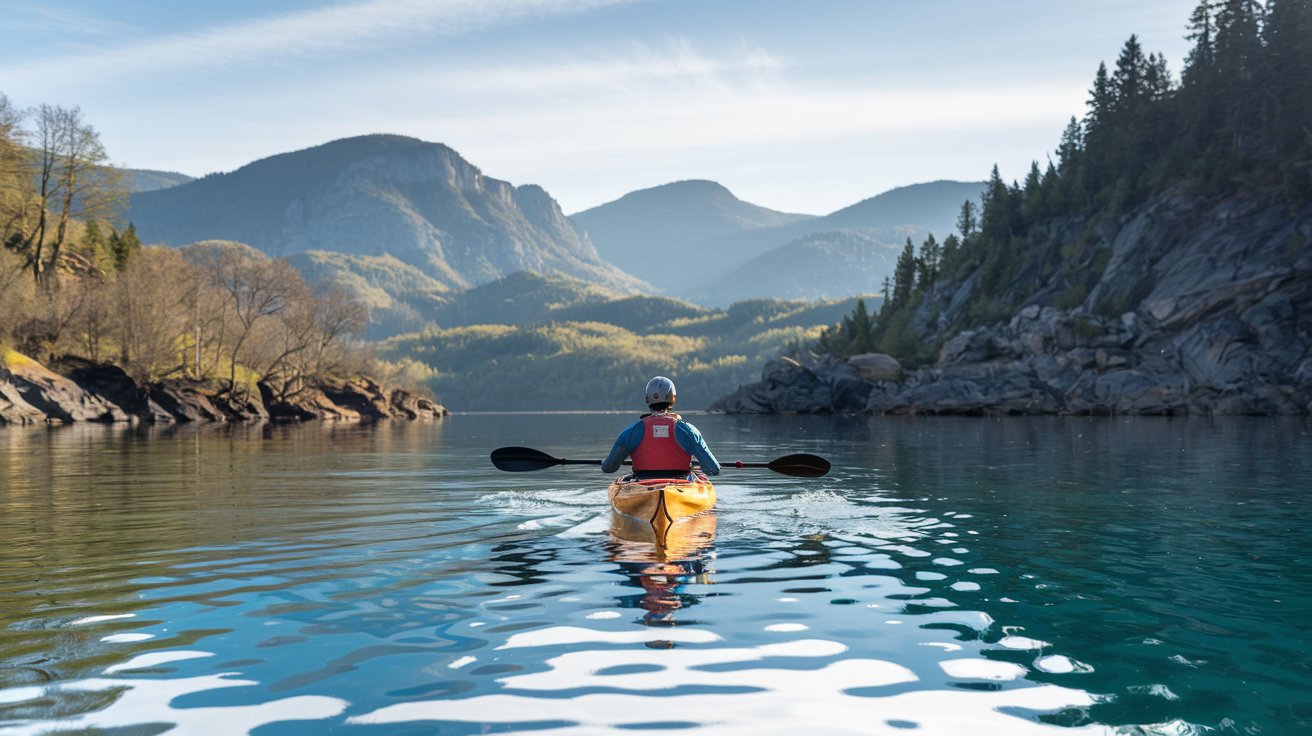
[
  {"xmin": 569, "ymin": 179, "xmax": 813, "ymax": 281},
  {"xmin": 693, "ymin": 229, "xmax": 913, "ymax": 305},
  {"xmin": 128, "ymin": 134, "xmax": 647, "ymax": 294},
  {"xmin": 126, "ymin": 168, "xmax": 193, "ymax": 193},
  {"xmin": 819, "ymin": 180, "xmax": 987, "ymax": 237},
  {"xmin": 574, "ymin": 179, "xmax": 982, "ymax": 304}
]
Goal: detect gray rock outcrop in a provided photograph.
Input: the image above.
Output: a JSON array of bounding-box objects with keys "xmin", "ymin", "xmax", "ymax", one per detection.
[
  {"xmin": 0, "ymin": 352, "xmax": 448, "ymax": 425},
  {"xmin": 713, "ymin": 188, "xmax": 1311, "ymax": 416}
]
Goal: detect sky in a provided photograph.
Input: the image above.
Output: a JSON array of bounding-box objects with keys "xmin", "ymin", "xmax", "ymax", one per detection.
[{"xmin": 0, "ymin": 0, "xmax": 1197, "ymax": 215}]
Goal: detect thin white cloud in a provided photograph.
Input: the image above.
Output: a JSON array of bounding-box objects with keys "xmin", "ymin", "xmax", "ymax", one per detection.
[
  {"xmin": 361, "ymin": 37, "xmax": 785, "ymax": 98},
  {"xmin": 292, "ymin": 39, "xmax": 1082, "ymax": 164},
  {"xmin": 0, "ymin": 0, "xmax": 639, "ymax": 91},
  {"xmin": 0, "ymin": 4, "xmax": 134, "ymax": 37}
]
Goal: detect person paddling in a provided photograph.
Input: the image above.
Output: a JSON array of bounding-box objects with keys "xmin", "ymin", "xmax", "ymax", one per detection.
[{"xmin": 602, "ymin": 376, "xmax": 721, "ymax": 479}]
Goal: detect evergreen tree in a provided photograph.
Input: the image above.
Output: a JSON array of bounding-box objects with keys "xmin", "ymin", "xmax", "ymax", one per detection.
[
  {"xmin": 915, "ymin": 234, "xmax": 941, "ymax": 289},
  {"xmin": 956, "ymin": 200, "xmax": 979, "ymax": 241},
  {"xmin": 1111, "ymin": 35, "xmax": 1149, "ymax": 116},
  {"xmin": 891, "ymin": 238, "xmax": 917, "ymax": 308},
  {"xmin": 978, "ymin": 166, "xmax": 1014, "ymax": 243},
  {"xmin": 1086, "ymin": 62, "xmax": 1115, "ymax": 132},
  {"xmin": 1263, "ymin": 0, "xmax": 1312, "ymax": 159},
  {"xmin": 850, "ymin": 298, "xmax": 873, "ymax": 354},
  {"xmin": 81, "ymin": 221, "xmax": 109, "ymax": 266},
  {"xmin": 109, "ymin": 223, "xmax": 141, "ymax": 271},
  {"xmin": 940, "ymin": 233, "xmax": 961, "ymax": 264}
]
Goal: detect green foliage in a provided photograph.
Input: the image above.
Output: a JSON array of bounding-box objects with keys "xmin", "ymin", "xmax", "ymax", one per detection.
[
  {"xmin": 109, "ymin": 223, "xmax": 141, "ymax": 271},
  {"xmin": 383, "ymin": 300, "xmax": 836, "ymax": 410},
  {"xmin": 835, "ymin": 0, "xmax": 1312, "ymax": 365}
]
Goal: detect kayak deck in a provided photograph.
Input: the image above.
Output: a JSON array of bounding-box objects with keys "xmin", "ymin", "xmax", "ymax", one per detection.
[{"xmin": 607, "ymin": 473, "xmax": 716, "ymax": 539}]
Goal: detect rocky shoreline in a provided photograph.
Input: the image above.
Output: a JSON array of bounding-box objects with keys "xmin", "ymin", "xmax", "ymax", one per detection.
[
  {"xmin": 714, "ymin": 184, "xmax": 1311, "ymax": 417},
  {"xmin": 0, "ymin": 351, "xmax": 446, "ymax": 425},
  {"xmin": 713, "ymin": 303, "xmax": 1310, "ymax": 416}
]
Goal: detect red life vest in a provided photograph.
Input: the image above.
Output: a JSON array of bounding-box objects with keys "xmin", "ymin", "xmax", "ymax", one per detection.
[{"xmin": 631, "ymin": 414, "xmax": 692, "ymax": 473}]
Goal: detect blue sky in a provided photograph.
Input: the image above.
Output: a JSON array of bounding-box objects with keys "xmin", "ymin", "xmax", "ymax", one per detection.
[{"xmin": 0, "ymin": 0, "xmax": 1196, "ymax": 215}]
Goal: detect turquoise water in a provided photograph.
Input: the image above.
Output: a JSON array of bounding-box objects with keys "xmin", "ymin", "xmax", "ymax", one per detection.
[{"xmin": 1, "ymin": 415, "xmax": 1309, "ymax": 734}]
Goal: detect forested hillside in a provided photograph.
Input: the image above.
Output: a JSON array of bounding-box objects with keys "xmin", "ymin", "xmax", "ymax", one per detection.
[
  {"xmin": 821, "ymin": 0, "xmax": 1311, "ymax": 364},
  {"xmin": 380, "ymin": 271, "xmax": 871, "ymax": 410},
  {"xmin": 722, "ymin": 0, "xmax": 1312, "ymax": 416}
]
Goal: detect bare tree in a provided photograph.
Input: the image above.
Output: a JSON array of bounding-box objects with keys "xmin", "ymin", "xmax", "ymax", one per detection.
[
  {"xmin": 0, "ymin": 93, "xmax": 30, "ymax": 250},
  {"xmin": 14, "ymin": 105, "xmax": 125, "ymax": 288},
  {"xmin": 0, "ymin": 247, "xmax": 33, "ymax": 346},
  {"xmin": 193, "ymin": 245, "xmax": 301, "ymax": 396},
  {"xmin": 111, "ymin": 247, "xmax": 196, "ymax": 384},
  {"xmin": 261, "ymin": 283, "xmax": 368, "ymax": 402}
]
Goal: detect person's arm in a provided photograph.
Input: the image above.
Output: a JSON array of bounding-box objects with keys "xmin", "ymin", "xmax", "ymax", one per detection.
[
  {"xmin": 676, "ymin": 421, "xmax": 721, "ymax": 475},
  {"xmin": 601, "ymin": 421, "xmax": 644, "ymax": 473}
]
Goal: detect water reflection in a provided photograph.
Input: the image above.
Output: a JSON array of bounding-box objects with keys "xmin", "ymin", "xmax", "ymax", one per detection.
[
  {"xmin": 608, "ymin": 512, "xmax": 717, "ymax": 626},
  {"xmin": 1, "ymin": 416, "xmax": 1309, "ymax": 734}
]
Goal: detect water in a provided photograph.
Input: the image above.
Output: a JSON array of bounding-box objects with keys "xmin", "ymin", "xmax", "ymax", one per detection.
[{"xmin": 1, "ymin": 415, "xmax": 1309, "ymax": 734}]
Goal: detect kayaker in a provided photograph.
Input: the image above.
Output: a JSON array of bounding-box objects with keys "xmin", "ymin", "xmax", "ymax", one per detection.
[{"xmin": 602, "ymin": 376, "xmax": 721, "ymax": 479}]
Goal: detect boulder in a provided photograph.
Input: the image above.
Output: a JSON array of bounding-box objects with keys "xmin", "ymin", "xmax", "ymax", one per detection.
[
  {"xmin": 259, "ymin": 381, "xmax": 361, "ymax": 422},
  {"xmin": 848, "ymin": 353, "xmax": 902, "ymax": 383},
  {"xmin": 0, "ymin": 378, "xmax": 46, "ymax": 425},
  {"xmin": 150, "ymin": 380, "xmax": 229, "ymax": 422},
  {"xmin": 1, "ymin": 351, "xmax": 129, "ymax": 423},
  {"xmin": 57, "ymin": 359, "xmax": 174, "ymax": 423},
  {"xmin": 390, "ymin": 388, "xmax": 447, "ymax": 419},
  {"xmin": 321, "ymin": 377, "xmax": 395, "ymax": 420}
]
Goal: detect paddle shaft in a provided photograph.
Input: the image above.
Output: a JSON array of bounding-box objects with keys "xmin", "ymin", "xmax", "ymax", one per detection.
[{"xmin": 490, "ymin": 446, "xmax": 830, "ymax": 477}]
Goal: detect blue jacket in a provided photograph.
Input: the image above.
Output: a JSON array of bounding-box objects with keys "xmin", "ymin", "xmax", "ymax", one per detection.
[{"xmin": 602, "ymin": 415, "xmax": 721, "ymax": 475}]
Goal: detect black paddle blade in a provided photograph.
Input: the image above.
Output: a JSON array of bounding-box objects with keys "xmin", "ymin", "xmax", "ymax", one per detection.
[
  {"xmin": 490, "ymin": 446, "xmax": 561, "ymax": 472},
  {"xmin": 766, "ymin": 453, "xmax": 831, "ymax": 478}
]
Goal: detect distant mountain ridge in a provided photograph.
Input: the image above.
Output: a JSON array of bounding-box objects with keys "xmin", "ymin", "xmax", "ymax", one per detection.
[
  {"xmin": 575, "ymin": 179, "xmax": 984, "ymax": 305},
  {"xmin": 128, "ymin": 134, "xmax": 646, "ymax": 294},
  {"xmin": 570, "ymin": 179, "xmax": 813, "ymax": 279},
  {"xmin": 126, "ymin": 168, "xmax": 194, "ymax": 193}
]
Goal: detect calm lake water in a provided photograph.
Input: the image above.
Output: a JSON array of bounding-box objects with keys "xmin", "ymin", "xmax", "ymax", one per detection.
[{"xmin": 1, "ymin": 414, "xmax": 1309, "ymax": 735}]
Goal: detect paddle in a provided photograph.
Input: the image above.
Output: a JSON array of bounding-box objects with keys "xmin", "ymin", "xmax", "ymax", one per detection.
[{"xmin": 490, "ymin": 446, "xmax": 831, "ymax": 478}]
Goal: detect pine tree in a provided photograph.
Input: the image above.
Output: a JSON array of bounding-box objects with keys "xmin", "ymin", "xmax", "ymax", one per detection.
[
  {"xmin": 1086, "ymin": 62, "xmax": 1115, "ymax": 132},
  {"xmin": 110, "ymin": 223, "xmax": 141, "ymax": 271},
  {"xmin": 891, "ymin": 238, "xmax": 917, "ymax": 308},
  {"xmin": 850, "ymin": 298, "xmax": 873, "ymax": 354},
  {"xmin": 978, "ymin": 165, "xmax": 1013, "ymax": 244},
  {"xmin": 1112, "ymin": 35, "xmax": 1149, "ymax": 116},
  {"xmin": 81, "ymin": 220, "xmax": 109, "ymax": 267},
  {"xmin": 1263, "ymin": 0, "xmax": 1312, "ymax": 160},
  {"xmin": 915, "ymin": 234, "xmax": 941, "ymax": 289},
  {"xmin": 940, "ymin": 233, "xmax": 961, "ymax": 264},
  {"xmin": 956, "ymin": 200, "xmax": 978, "ymax": 241}
]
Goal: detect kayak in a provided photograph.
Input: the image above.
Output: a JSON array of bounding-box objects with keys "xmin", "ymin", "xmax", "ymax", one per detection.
[
  {"xmin": 607, "ymin": 472, "xmax": 716, "ymax": 540},
  {"xmin": 610, "ymin": 511, "xmax": 716, "ymax": 563}
]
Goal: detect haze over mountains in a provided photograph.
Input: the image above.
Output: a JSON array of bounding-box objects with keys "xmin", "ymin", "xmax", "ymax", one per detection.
[
  {"xmin": 571, "ymin": 179, "xmax": 984, "ymax": 305},
  {"xmin": 124, "ymin": 133, "xmax": 981, "ymax": 331}
]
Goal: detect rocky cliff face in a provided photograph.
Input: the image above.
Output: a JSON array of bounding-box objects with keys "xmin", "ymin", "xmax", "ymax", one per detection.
[
  {"xmin": 0, "ymin": 352, "xmax": 446, "ymax": 425},
  {"xmin": 128, "ymin": 135, "xmax": 645, "ymax": 293},
  {"xmin": 714, "ymin": 188, "xmax": 1311, "ymax": 416}
]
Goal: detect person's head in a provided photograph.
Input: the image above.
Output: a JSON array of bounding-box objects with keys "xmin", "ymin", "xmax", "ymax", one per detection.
[{"xmin": 645, "ymin": 376, "xmax": 676, "ymax": 411}]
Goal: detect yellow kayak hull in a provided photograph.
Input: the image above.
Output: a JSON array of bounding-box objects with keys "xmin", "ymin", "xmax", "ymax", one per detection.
[{"xmin": 607, "ymin": 473, "xmax": 716, "ymax": 539}]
